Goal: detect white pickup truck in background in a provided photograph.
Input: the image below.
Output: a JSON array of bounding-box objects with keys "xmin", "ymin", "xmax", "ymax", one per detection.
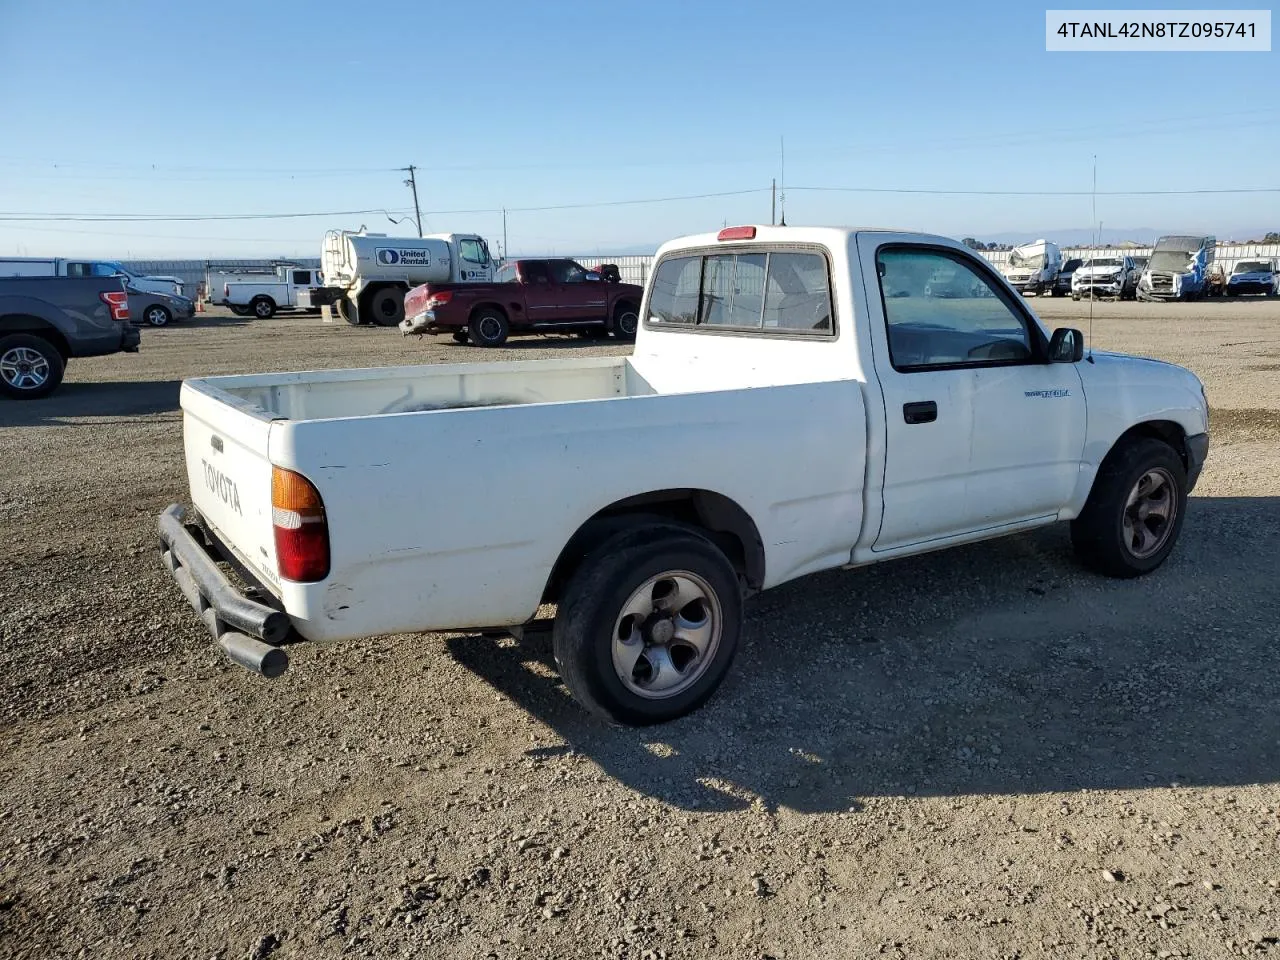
[
  {"xmin": 224, "ymin": 265, "xmax": 324, "ymax": 319},
  {"xmin": 159, "ymin": 225, "xmax": 1209, "ymax": 725}
]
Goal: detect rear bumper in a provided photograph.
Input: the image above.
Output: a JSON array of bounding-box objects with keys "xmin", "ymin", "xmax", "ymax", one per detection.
[
  {"xmin": 400, "ymin": 309, "xmax": 454, "ymax": 335},
  {"xmin": 1185, "ymin": 432, "xmax": 1209, "ymax": 492},
  {"xmin": 158, "ymin": 504, "xmax": 294, "ymax": 676}
]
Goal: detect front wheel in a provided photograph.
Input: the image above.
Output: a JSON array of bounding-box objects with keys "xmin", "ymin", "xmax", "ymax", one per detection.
[
  {"xmin": 553, "ymin": 527, "xmax": 742, "ymax": 725},
  {"xmin": 1070, "ymin": 437, "xmax": 1188, "ymax": 578}
]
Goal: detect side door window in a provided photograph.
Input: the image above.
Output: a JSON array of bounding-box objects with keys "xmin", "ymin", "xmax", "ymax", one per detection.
[
  {"xmin": 876, "ymin": 247, "xmax": 1037, "ymax": 369},
  {"xmin": 548, "ymin": 260, "xmax": 601, "ymax": 320},
  {"xmin": 292, "ymin": 270, "xmax": 312, "ymax": 285},
  {"xmin": 459, "ymin": 239, "xmax": 488, "ymax": 265}
]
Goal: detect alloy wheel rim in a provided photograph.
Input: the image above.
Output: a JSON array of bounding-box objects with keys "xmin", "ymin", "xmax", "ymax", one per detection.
[
  {"xmin": 1122, "ymin": 467, "xmax": 1177, "ymax": 559},
  {"xmin": 0, "ymin": 347, "xmax": 50, "ymax": 389},
  {"xmin": 611, "ymin": 570, "xmax": 722, "ymax": 700}
]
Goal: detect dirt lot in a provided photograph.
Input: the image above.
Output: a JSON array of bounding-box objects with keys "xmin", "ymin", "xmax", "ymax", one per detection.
[{"xmin": 1, "ymin": 299, "xmax": 1278, "ymax": 960}]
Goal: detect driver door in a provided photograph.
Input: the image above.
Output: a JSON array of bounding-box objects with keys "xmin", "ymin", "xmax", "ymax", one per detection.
[
  {"xmin": 548, "ymin": 259, "xmax": 607, "ymax": 323},
  {"xmin": 857, "ymin": 238, "xmax": 1087, "ymax": 551}
]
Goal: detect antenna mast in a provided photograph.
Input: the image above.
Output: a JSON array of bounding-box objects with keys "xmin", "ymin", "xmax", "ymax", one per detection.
[
  {"xmin": 1087, "ymin": 155, "xmax": 1097, "ymax": 362},
  {"xmin": 779, "ymin": 136, "xmax": 787, "ymax": 226}
]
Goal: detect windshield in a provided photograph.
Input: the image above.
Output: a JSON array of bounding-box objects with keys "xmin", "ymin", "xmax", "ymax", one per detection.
[
  {"xmin": 1233, "ymin": 260, "xmax": 1272, "ymax": 274},
  {"xmin": 1007, "ymin": 249, "xmax": 1044, "ymax": 269},
  {"xmin": 1083, "ymin": 258, "xmax": 1122, "ymax": 269},
  {"xmin": 1149, "ymin": 251, "xmax": 1193, "ymax": 272}
]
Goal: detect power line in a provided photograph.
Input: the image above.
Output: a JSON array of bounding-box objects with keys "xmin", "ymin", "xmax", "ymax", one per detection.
[
  {"xmin": 0, "ymin": 189, "xmax": 769, "ymax": 223},
  {"xmin": 790, "ymin": 185, "xmax": 1280, "ymax": 197}
]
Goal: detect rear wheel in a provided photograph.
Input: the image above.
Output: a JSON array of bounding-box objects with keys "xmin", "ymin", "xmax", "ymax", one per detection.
[
  {"xmin": 553, "ymin": 526, "xmax": 743, "ymax": 725},
  {"xmin": 337, "ymin": 297, "xmax": 359, "ymax": 325},
  {"xmin": 610, "ymin": 303, "xmax": 639, "ymax": 341},
  {"xmin": 368, "ymin": 287, "xmax": 405, "ymax": 327},
  {"xmin": 143, "ymin": 304, "xmax": 173, "ymax": 327},
  {"xmin": 1070, "ymin": 437, "xmax": 1187, "ymax": 578},
  {"xmin": 251, "ymin": 296, "xmax": 276, "ymax": 319},
  {"xmin": 468, "ymin": 308, "xmax": 509, "ymax": 347},
  {"xmin": 0, "ymin": 334, "xmax": 65, "ymax": 400}
]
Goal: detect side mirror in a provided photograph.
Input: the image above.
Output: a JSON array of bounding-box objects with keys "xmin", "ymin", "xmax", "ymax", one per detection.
[
  {"xmin": 1048, "ymin": 327, "xmax": 1084, "ymax": 363},
  {"xmin": 584, "ymin": 271, "xmax": 600, "ymax": 282}
]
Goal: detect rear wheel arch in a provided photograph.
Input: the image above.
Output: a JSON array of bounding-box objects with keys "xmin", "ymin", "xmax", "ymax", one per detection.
[
  {"xmin": 0, "ymin": 315, "xmax": 71, "ymax": 359},
  {"xmin": 468, "ymin": 301, "xmax": 509, "ymax": 324},
  {"xmin": 541, "ymin": 489, "xmax": 765, "ymax": 606}
]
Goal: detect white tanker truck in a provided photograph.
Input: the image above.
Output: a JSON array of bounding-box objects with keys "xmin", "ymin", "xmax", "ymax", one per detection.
[{"xmin": 300, "ymin": 229, "xmax": 496, "ymax": 326}]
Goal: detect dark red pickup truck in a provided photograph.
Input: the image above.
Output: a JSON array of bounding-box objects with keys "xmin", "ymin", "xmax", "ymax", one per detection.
[{"xmin": 401, "ymin": 258, "xmax": 642, "ymax": 347}]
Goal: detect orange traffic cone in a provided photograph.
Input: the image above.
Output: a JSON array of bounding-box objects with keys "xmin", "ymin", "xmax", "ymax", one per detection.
[{"xmin": 196, "ymin": 299, "xmax": 205, "ymax": 313}]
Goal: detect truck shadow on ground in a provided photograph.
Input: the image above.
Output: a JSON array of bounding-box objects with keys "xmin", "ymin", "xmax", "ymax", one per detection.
[
  {"xmin": 447, "ymin": 496, "xmax": 1280, "ymax": 813},
  {"xmin": 0, "ymin": 380, "xmax": 181, "ymax": 428}
]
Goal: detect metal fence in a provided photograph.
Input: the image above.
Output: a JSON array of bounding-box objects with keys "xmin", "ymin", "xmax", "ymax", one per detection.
[{"xmin": 122, "ymin": 242, "xmax": 1280, "ymax": 299}]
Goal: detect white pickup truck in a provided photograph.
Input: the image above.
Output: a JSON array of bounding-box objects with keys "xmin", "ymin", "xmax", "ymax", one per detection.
[
  {"xmin": 158, "ymin": 225, "xmax": 1209, "ymax": 725},
  {"xmin": 224, "ymin": 265, "xmax": 323, "ymax": 319}
]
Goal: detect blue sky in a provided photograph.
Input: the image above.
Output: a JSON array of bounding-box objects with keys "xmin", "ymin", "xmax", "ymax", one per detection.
[{"xmin": 0, "ymin": 0, "xmax": 1275, "ymax": 258}]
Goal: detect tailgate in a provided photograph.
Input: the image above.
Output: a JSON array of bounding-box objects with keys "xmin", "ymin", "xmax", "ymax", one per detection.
[{"xmin": 179, "ymin": 383, "xmax": 282, "ymax": 596}]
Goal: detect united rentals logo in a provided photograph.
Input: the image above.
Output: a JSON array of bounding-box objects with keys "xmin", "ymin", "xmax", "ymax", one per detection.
[{"xmin": 375, "ymin": 247, "xmax": 431, "ymax": 267}]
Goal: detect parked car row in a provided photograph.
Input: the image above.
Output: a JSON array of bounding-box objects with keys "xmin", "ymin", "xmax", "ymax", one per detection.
[{"xmin": 1000, "ymin": 235, "xmax": 1276, "ymax": 302}]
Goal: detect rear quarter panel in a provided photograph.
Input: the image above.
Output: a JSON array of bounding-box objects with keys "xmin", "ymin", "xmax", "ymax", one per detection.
[
  {"xmin": 0, "ymin": 278, "xmax": 125, "ymax": 356},
  {"xmin": 272, "ymin": 379, "xmax": 868, "ymax": 642}
]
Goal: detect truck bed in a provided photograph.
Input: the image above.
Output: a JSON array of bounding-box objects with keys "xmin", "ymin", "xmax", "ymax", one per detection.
[{"xmin": 191, "ymin": 355, "xmax": 655, "ymax": 421}]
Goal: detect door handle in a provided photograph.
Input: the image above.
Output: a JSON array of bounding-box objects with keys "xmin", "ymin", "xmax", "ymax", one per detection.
[{"xmin": 903, "ymin": 401, "xmax": 937, "ymax": 424}]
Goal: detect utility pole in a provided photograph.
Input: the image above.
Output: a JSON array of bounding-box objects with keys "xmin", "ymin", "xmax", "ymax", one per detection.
[
  {"xmin": 771, "ymin": 178, "xmax": 776, "ymax": 225},
  {"xmin": 401, "ymin": 165, "xmax": 423, "ymax": 237},
  {"xmin": 502, "ymin": 207, "xmax": 508, "ymax": 262}
]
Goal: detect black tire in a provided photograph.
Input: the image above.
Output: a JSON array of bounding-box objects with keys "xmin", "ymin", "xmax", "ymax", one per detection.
[
  {"xmin": 610, "ymin": 302, "xmax": 639, "ymax": 341},
  {"xmin": 1072, "ymin": 293, "xmax": 1080, "ymax": 301},
  {"xmin": 451, "ymin": 330, "xmax": 469, "ymax": 344},
  {"xmin": 143, "ymin": 304, "xmax": 173, "ymax": 327},
  {"xmin": 228, "ymin": 304, "xmax": 251, "ymax": 317},
  {"xmin": 1070, "ymin": 437, "xmax": 1188, "ymax": 579},
  {"xmin": 251, "ymin": 296, "xmax": 276, "ymax": 319},
  {"xmin": 368, "ymin": 287, "xmax": 405, "ymax": 327},
  {"xmin": 468, "ymin": 308, "xmax": 509, "ymax": 347},
  {"xmin": 0, "ymin": 333, "xmax": 65, "ymax": 400},
  {"xmin": 553, "ymin": 525, "xmax": 743, "ymax": 725},
  {"xmin": 337, "ymin": 297, "xmax": 359, "ymax": 326}
]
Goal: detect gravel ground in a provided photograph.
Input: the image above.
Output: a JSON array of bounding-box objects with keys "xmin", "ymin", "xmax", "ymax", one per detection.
[{"xmin": 1, "ymin": 300, "xmax": 1278, "ymax": 960}]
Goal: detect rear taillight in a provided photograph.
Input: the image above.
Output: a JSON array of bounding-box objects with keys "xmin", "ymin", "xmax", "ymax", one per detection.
[
  {"xmin": 99, "ymin": 290, "xmax": 130, "ymax": 321},
  {"xmin": 271, "ymin": 466, "xmax": 330, "ymax": 582},
  {"xmin": 427, "ymin": 290, "xmax": 453, "ymax": 307}
]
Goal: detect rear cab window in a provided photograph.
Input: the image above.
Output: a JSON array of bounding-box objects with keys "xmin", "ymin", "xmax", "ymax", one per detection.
[{"xmin": 646, "ymin": 247, "xmax": 834, "ymax": 336}]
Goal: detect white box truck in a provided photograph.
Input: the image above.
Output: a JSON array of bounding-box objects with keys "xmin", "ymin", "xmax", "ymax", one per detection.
[
  {"xmin": 300, "ymin": 229, "xmax": 496, "ymax": 327},
  {"xmin": 1000, "ymin": 240, "xmax": 1062, "ymax": 296}
]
